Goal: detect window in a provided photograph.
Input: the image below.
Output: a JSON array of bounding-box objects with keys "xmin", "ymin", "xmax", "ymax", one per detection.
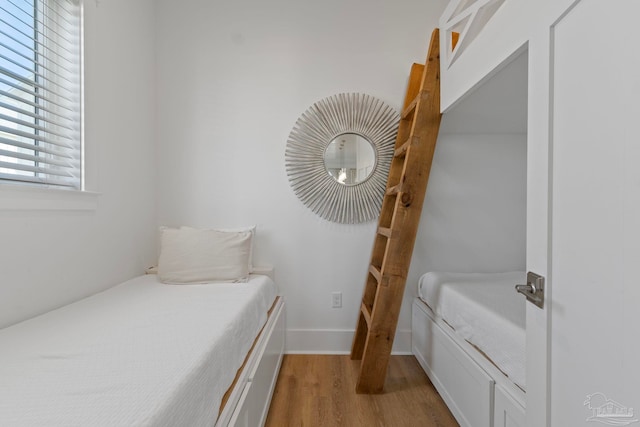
[{"xmin": 0, "ymin": 0, "xmax": 82, "ymax": 189}]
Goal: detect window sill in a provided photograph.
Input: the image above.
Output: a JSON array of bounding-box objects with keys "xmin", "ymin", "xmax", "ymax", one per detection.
[{"xmin": 0, "ymin": 184, "xmax": 100, "ymax": 211}]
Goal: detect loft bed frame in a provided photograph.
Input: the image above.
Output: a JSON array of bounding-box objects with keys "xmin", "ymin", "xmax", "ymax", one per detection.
[{"xmin": 411, "ymin": 2, "xmax": 530, "ymax": 427}]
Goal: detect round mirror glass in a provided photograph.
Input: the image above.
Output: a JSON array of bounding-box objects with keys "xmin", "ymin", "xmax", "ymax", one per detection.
[{"xmin": 324, "ymin": 133, "xmax": 376, "ymax": 186}]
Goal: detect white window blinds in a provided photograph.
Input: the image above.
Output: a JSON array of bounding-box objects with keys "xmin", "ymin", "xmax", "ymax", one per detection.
[{"xmin": 0, "ymin": 0, "xmax": 82, "ymax": 189}]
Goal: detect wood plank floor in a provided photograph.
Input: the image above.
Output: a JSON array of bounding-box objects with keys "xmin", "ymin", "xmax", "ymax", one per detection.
[{"xmin": 264, "ymin": 354, "xmax": 459, "ymax": 427}]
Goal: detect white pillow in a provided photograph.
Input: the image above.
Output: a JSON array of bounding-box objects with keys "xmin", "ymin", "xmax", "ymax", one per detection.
[
  {"xmin": 181, "ymin": 225, "xmax": 256, "ymax": 272},
  {"xmin": 158, "ymin": 227, "xmax": 252, "ymax": 284}
]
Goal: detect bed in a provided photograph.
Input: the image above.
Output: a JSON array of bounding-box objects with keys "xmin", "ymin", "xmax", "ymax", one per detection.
[
  {"xmin": 0, "ymin": 273, "xmax": 284, "ymax": 427},
  {"xmin": 412, "ymin": 271, "xmax": 526, "ymax": 427}
]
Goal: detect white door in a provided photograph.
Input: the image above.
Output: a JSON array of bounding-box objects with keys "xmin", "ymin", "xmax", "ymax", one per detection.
[{"xmin": 548, "ymin": 0, "xmax": 640, "ymax": 425}]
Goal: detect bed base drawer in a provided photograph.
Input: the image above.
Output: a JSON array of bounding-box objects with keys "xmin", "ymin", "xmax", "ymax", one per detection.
[
  {"xmin": 228, "ymin": 299, "xmax": 285, "ymax": 427},
  {"xmin": 412, "ymin": 299, "xmax": 494, "ymax": 427},
  {"xmin": 493, "ymin": 384, "xmax": 525, "ymax": 427}
]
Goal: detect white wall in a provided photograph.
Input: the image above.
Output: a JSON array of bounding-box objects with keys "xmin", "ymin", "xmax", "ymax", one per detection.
[
  {"xmin": 0, "ymin": 0, "xmax": 157, "ymax": 328},
  {"xmin": 414, "ymin": 133, "xmax": 526, "ymax": 272},
  {"xmin": 154, "ymin": 0, "xmax": 444, "ymax": 353},
  {"xmin": 414, "ymin": 48, "xmax": 528, "ymax": 272},
  {"xmin": 154, "ymin": 0, "xmax": 527, "ymax": 353}
]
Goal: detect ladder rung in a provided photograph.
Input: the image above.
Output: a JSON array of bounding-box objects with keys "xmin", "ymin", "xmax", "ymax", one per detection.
[
  {"xmin": 401, "ymin": 96, "xmax": 418, "ymax": 120},
  {"xmin": 361, "ymin": 302, "xmax": 372, "ymax": 327},
  {"xmin": 369, "ymin": 265, "xmax": 382, "ymax": 284},
  {"xmin": 394, "ymin": 136, "xmax": 419, "ymax": 158},
  {"xmin": 377, "ymin": 227, "xmax": 392, "ymax": 238},
  {"xmin": 394, "ymin": 138, "xmax": 410, "ymax": 158},
  {"xmin": 385, "ymin": 184, "xmax": 402, "ymax": 196},
  {"xmin": 402, "ymin": 90, "xmax": 431, "ymax": 120}
]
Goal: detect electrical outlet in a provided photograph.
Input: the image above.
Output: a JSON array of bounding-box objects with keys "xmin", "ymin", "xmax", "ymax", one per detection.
[{"xmin": 331, "ymin": 292, "xmax": 342, "ymax": 308}]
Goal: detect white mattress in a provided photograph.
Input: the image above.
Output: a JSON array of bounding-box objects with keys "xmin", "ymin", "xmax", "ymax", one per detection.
[
  {"xmin": 0, "ymin": 274, "xmax": 277, "ymax": 426},
  {"xmin": 418, "ymin": 271, "xmax": 526, "ymax": 389}
]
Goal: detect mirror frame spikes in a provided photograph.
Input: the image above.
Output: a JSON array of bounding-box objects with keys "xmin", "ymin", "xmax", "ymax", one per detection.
[{"xmin": 285, "ymin": 93, "xmax": 399, "ymax": 224}]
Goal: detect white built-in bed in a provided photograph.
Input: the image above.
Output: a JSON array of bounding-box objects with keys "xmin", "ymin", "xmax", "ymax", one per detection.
[
  {"xmin": 0, "ymin": 273, "xmax": 284, "ymax": 427},
  {"xmin": 416, "ymin": 1, "xmax": 532, "ymax": 425},
  {"xmin": 412, "ymin": 271, "xmax": 526, "ymax": 427}
]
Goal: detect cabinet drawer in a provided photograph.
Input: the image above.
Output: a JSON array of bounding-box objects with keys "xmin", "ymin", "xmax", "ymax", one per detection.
[
  {"xmin": 412, "ymin": 300, "xmax": 494, "ymax": 427},
  {"xmin": 493, "ymin": 384, "xmax": 525, "ymax": 427}
]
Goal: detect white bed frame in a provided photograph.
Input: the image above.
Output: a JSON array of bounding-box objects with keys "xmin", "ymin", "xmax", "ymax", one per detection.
[
  {"xmin": 412, "ymin": 298, "xmax": 525, "ymax": 427},
  {"xmin": 216, "ymin": 296, "xmax": 285, "ymax": 427}
]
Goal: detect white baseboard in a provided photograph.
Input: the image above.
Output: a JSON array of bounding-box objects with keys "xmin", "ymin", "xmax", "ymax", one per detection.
[{"xmin": 285, "ymin": 328, "xmax": 412, "ymax": 355}]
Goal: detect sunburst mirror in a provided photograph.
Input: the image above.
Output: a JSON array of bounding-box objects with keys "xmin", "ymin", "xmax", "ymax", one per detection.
[{"xmin": 285, "ymin": 93, "xmax": 399, "ymax": 223}]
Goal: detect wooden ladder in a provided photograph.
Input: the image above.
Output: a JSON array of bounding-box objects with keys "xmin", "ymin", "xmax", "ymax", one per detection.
[{"xmin": 350, "ymin": 28, "xmax": 443, "ymax": 394}]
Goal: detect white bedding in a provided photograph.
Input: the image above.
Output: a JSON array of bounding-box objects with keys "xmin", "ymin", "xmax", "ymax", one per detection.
[
  {"xmin": 418, "ymin": 271, "xmax": 526, "ymax": 389},
  {"xmin": 0, "ymin": 274, "xmax": 277, "ymax": 426}
]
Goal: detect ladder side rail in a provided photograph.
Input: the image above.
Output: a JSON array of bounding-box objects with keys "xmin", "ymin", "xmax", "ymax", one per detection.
[{"xmin": 350, "ymin": 28, "xmax": 442, "ymax": 394}]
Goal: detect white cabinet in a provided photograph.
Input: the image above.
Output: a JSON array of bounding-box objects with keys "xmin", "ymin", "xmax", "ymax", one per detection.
[
  {"xmin": 224, "ymin": 299, "xmax": 285, "ymax": 427},
  {"xmin": 493, "ymin": 384, "xmax": 525, "ymax": 427},
  {"xmin": 413, "ymin": 300, "xmax": 496, "ymax": 427}
]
